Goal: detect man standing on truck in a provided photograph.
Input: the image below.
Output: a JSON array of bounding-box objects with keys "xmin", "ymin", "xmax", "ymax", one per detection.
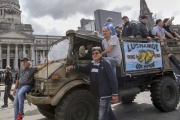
[
  {"xmin": 13, "ymin": 58, "xmax": 53, "ymax": 120},
  {"xmin": 66, "ymin": 47, "xmax": 119, "ymax": 120},
  {"xmin": 101, "ymin": 26, "xmax": 122, "ymax": 74},
  {"xmin": 1, "ymin": 66, "xmax": 14, "ymax": 108},
  {"xmin": 121, "ymin": 16, "xmax": 138, "ymax": 38}
]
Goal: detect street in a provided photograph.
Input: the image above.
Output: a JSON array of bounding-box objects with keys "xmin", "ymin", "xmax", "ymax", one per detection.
[{"xmin": 0, "ymin": 91, "xmax": 180, "ymax": 120}]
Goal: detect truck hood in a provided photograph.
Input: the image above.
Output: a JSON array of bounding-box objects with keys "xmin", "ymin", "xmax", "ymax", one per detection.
[{"xmin": 34, "ymin": 62, "xmax": 63, "ymax": 79}]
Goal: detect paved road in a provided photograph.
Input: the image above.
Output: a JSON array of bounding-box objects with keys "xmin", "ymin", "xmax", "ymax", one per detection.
[{"xmin": 0, "ymin": 91, "xmax": 180, "ymax": 120}]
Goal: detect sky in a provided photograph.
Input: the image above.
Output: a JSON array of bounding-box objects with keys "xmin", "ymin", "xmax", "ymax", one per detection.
[{"xmin": 19, "ymin": 0, "xmax": 180, "ymax": 36}]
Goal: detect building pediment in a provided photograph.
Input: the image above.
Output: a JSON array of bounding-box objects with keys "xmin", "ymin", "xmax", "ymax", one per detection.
[{"xmin": 0, "ymin": 30, "xmax": 34, "ymax": 39}]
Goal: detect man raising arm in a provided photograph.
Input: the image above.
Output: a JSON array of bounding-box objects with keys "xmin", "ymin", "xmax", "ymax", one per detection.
[{"xmin": 13, "ymin": 58, "xmax": 53, "ymax": 120}]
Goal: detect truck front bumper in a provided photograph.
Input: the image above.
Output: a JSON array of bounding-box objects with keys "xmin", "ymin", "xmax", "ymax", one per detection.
[{"xmin": 26, "ymin": 94, "xmax": 51, "ymax": 105}]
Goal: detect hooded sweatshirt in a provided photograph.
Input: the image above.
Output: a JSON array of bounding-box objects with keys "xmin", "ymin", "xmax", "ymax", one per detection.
[{"xmin": 104, "ymin": 22, "xmax": 116, "ymax": 36}]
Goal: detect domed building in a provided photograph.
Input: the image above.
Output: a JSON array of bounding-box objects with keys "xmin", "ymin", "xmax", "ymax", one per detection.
[{"xmin": 0, "ymin": 0, "xmax": 61, "ymax": 72}]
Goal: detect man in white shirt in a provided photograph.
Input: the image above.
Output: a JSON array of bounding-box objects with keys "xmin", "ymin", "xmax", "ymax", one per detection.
[{"xmin": 101, "ymin": 27, "xmax": 122, "ymax": 74}]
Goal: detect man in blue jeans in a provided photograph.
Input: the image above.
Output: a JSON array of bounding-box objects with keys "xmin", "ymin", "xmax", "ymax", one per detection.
[
  {"xmin": 66, "ymin": 47, "xmax": 119, "ymax": 120},
  {"xmin": 13, "ymin": 58, "xmax": 53, "ymax": 120}
]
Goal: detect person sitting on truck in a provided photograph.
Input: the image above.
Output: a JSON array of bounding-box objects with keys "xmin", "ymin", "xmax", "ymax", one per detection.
[
  {"xmin": 152, "ymin": 19, "xmax": 178, "ymax": 40},
  {"xmin": 104, "ymin": 17, "xmax": 116, "ymax": 36},
  {"xmin": 138, "ymin": 15, "xmax": 152, "ymax": 42},
  {"xmin": 163, "ymin": 17, "xmax": 180, "ymax": 39},
  {"xmin": 66, "ymin": 47, "xmax": 119, "ymax": 120},
  {"xmin": 13, "ymin": 58, "xmax": 53, "ymax": 120},
  {"xmin": 115, "ymin": 26, "xmax": 122, "ymax": 41},
  {"xmin": 79, "ymin": 41, "xmax": 93, "ymax": 60},
  {"xmin": 121, "ymin": 16, "xmax": 138, "ymax": 38},
  {"xmin": 101, "ymin": 26, "xmax": 122, "ymax": 74}
]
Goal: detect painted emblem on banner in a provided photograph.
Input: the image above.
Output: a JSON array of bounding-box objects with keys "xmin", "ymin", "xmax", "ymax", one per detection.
[{"xmin": 123, "ymin": 42, "xmax": 163, "ymax": 71}]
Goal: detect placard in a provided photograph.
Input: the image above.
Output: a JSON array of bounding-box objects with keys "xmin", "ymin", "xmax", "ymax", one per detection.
[{"xmin": 124, "ymin": 42, "xmax": 163, "ymax": 71}]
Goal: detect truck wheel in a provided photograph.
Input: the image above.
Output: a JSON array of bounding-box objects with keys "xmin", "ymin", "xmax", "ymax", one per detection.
[
  {"xmin": 121, "ymin": 95, "xmax": 136, "ymax": 104},
  {"xmin": 150, "ymin": 76, "xmax": 179, "ymax": 112},
  {"xmin": 37, "ymin": 105, "xmax": 55, "ymax": 119},
  {"xmin": 55, "ymin": 90, "xmax": 98, "ymax": 120}
]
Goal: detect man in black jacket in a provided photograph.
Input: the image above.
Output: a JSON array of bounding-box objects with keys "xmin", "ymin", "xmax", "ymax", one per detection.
[
  {"xmin": 1, "ymin": 66, "xmax": 14, "ymax": 108},
  {"xmin": 66, "ymin": 47, "xmax": 119, "ymax": 120},
  {"xmin": 138, "ymin": 15, "xmax": 152, "ymax": 42},
  {"xmin": 122, "ymin": 16, "xmax": 138, "ymax": 38}
]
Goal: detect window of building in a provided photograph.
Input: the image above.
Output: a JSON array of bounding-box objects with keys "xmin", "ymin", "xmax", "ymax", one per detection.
[
  {"xmin": 10, "ymin": 50, "xmax": 15, "ymax": 54},
  {"xmin": 26, "ymin": 50, "xmax": 28, "ymax": 54},
  {"xmin": 2, "ymin": 50, "xmax": 7, "ymax": 54}
]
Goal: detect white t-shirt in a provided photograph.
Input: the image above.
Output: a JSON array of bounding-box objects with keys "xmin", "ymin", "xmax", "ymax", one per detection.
[{"xmin": 102, "ymin": 36, "xmax": 122, "ymax": 65}]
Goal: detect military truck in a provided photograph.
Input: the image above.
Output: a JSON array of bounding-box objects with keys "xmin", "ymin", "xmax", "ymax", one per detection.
[{"xmin": 26, "ymin": 30, "xmax": 180, "ymax": 120}]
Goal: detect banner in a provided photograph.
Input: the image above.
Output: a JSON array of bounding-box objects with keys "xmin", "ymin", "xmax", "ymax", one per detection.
[{"xmin": 124, "ymin": 42, "xmax": 163, "ymax": 71}]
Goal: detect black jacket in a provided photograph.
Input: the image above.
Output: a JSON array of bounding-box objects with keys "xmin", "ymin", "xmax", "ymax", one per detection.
[
  {"xmin": 74, "ymin": 58, "xmax": 118, "ymax": 98},
  {"xmin": 122, "ymin": 21, "xmax": 138, "ymax": 37},
  {"xmin": 138, "ymin": 22, "xmax": 149, "ymax": 38},
  {"xmin": 4, "ymin": 71, "xmax": 13, "ymax": 85}
]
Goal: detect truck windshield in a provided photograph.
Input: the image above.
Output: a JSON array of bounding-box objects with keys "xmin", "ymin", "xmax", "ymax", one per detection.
[{"xmin": 48, "ymin": 39, "xmax": 69, "ymax": 60}]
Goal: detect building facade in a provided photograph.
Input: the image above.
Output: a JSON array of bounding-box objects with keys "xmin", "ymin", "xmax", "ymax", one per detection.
[{"xmin": 0, "ymin": 0, "xmax": 61, "ymax": 72}]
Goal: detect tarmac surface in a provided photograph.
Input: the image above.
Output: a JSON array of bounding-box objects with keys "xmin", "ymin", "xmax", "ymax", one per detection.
[{"xmin": 0, "ymin": 84, "xmax": 180, "ymax": 120}]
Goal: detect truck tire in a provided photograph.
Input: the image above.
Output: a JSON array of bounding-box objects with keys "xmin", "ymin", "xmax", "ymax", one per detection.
[
  {"xmin": 150, "ymin": 76, "xmax": 179, "ymax": 112},
  {"xmin": 55, "ymin": 89, "xmax": 98, "ymax": 120},
  {"xmin": 37, "ymin": 105, "xmax": 55, "ymax": 119},
  {"xmin": 121, "ymin": 95, "xmax": 136, "ymax": 104}
]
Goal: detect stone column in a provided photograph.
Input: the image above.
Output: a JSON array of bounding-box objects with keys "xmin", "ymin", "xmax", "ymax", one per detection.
[
  {"xmin": 23, "ymin": 44, "xmax": 26, "ymax": 58},
  {"xmin": 31, "ymin": 44, "xmax": 35, "ymax": 66},
  {"xmin": 7, "ymin": 44, "xmax": 10, "ymax": 66},
  {"xmin": 14, "ymin": 44, "xmax": 18, "ymax": 71},
  {"xmin": 0, "ymin": 44, "xmax": 2, "ymax": 69},
  {"xmin": 43, "ymin": 50, "xmax": 45, "ymax": 59},
  {"xmin": 35, "ymin": 50, "xmax": 38, "ymax": 66}
]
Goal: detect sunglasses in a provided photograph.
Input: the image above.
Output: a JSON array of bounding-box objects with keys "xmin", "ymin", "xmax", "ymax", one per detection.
[{"xmin": 92, "ymin": 52, "xmax": 100, "ymax": 55}]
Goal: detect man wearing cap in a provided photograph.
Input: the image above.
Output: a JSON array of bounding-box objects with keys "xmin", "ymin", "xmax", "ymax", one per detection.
[
  {"xmin": 122, "ymin": 16, "xmax": 138, "ymax": 38},
  {"xmin": 138, "ymin": 15, "xmax": 152, "ymax": 42},
  {"xmin": 1, "ymin": 66, "xmax": 14, "ymax": 108},
  {"xmin": 13, "ymin": 58, "xmax": 53, "ymax": 120},
  {"xmin": 152, "ymin": 19, "xmax": 177, "ymax": 40}
]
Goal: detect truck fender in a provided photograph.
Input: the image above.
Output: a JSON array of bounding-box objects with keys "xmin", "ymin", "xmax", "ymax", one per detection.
[{"xmin": 51, "ymin": 80, "xmax": 89, "ymax": 106}]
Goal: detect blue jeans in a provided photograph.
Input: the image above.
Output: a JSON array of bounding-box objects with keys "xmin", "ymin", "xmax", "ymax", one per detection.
[
  {"xmin": 14, "ymin": 85, "xmax": 31, "ymax": 120},
  {"xmin": 103, "ymin": 57, "xmax": 118, "ymax": 74},
  {"xmin": 99, "ymin": 97, "xmax": 117, "ymax": 120}
]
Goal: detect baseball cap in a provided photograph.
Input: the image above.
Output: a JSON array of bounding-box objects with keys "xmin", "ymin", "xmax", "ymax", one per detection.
[
  {"xmin": 122, "ymin": 16, "xmax": 128, "ymax": 19},
  {"xmin": 139, "ymin": 15, "xmax": 148, "ymax": 19},
  {"xmin": 21, "ymin": 58, "xmax": 30, "ymax": 61}
]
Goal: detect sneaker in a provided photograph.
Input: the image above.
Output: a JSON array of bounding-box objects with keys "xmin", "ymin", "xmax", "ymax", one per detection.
[
  {"xmin": 16, "ymin": 113, "xmax": 24, "ymax": 120},
  {"xmin": 1, "ymin": 105, "xmax": 8, "ymax": 108}
]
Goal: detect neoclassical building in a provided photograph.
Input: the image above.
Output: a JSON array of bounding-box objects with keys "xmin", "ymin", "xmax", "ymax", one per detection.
[{"xmin": 0, "ymin": 0, "xmax": 61, "ymax": 72}]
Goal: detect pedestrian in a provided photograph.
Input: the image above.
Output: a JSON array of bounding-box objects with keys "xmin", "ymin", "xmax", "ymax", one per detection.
[
  {"xmin": 1, "ymin": 66, "xmax": 14, "ymax": 108},
  {"xmin": 101, "ymin": 26, "xmax": 122, "ymax": 74},
  {"xmin": 104, "ymin": 17, "xmax": 116, "ymax": 36},
  {"xmin": 66, "ymin": 47, "xmax": 119, "ymax": 120},
  {"xmin": 13, "ymin": 58, "xmax": 53, "ymax": 120}
]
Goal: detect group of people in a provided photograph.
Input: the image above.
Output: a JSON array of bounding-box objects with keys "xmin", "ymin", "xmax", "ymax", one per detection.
[
  {"xmin": 67, "ymin": 15, "xmax": 180, "ymax": 120},
  {"xmin": 103, "ymin": 15, "xmax": 180, "ymax": 42}
]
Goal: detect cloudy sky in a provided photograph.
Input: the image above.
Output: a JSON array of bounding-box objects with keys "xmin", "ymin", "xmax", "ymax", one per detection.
[{"xmin": 19, "ymin": 0, "xmax": 180, "ymax": 36}]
